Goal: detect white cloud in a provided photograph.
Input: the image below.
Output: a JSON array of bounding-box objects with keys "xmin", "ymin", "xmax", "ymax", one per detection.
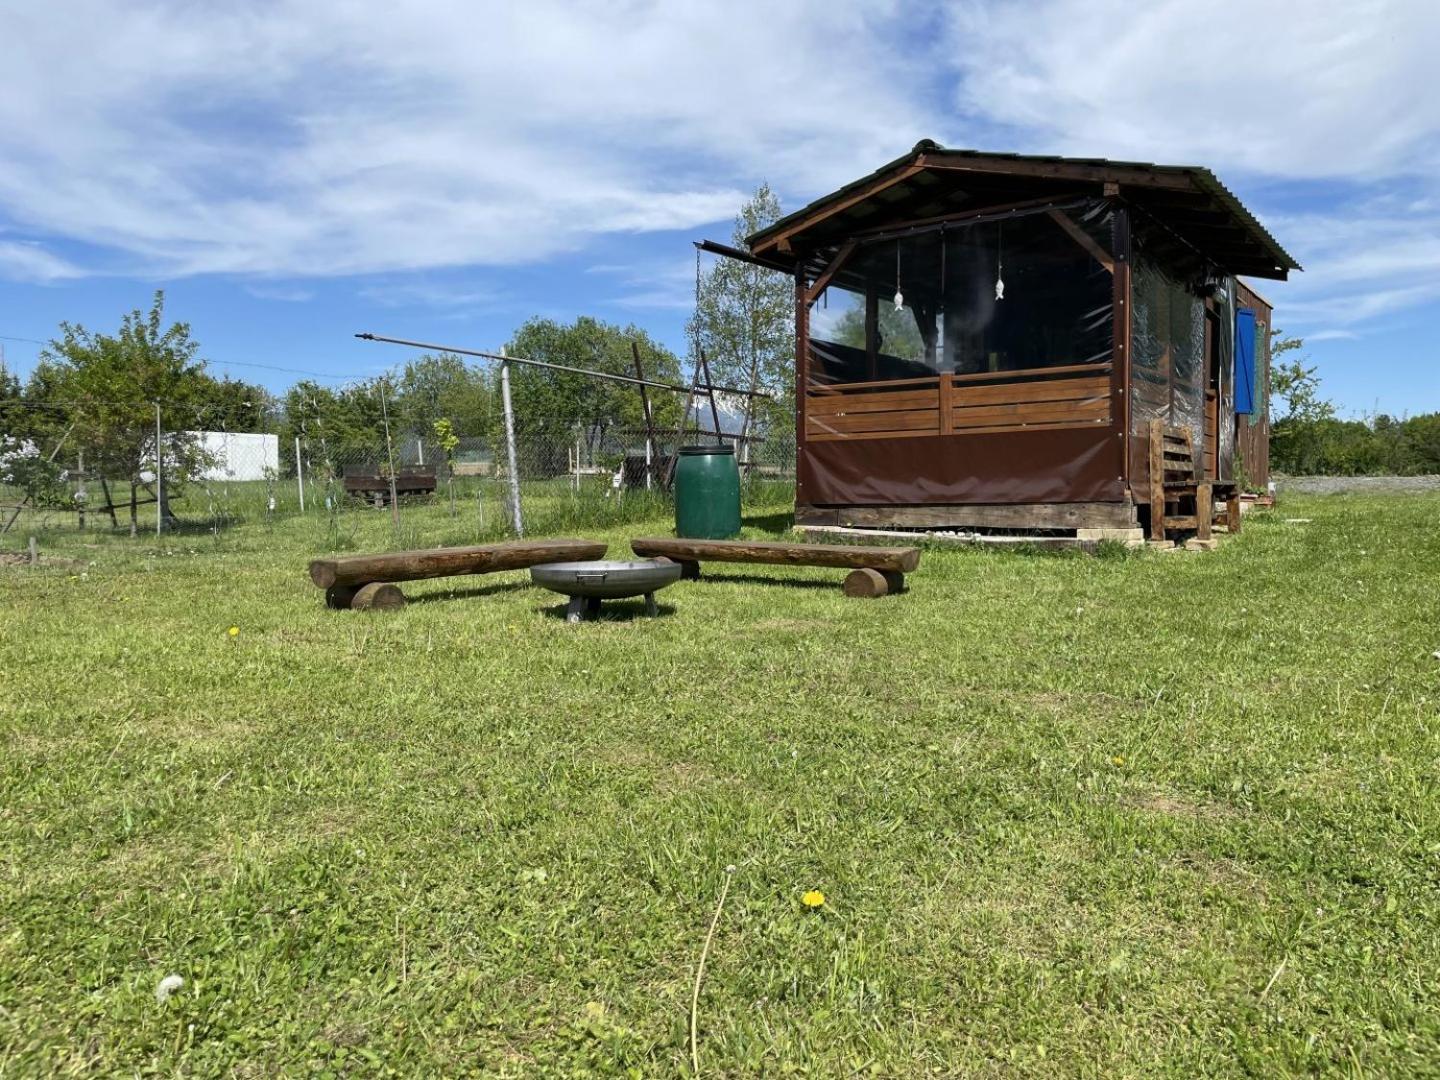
[
  {"xmin": 0, "ymin": 1, "xmax": 936, "ymax": 281},
  {"xmin": 932, "ymin": 1, "xmax": 1440, "ymax": 336},
  {"xmin": 2, "ymin": 0, "xmax": 1439, "ymax": 345},
  {"xmin": 0, "ymin": 240, "xmax": 82, "ymax": 282},
  {"xmin": 939, "ymin": 0, "xmax": 1440, "ymax": 180},
  {"xmin": 601, "ymin": 257, "xmax": 703, "ymax": 312},
  {"xmin": 1256, "ymin": 190, "xmax": 1440, "ymax": 331},
  {"xmin": 244, "ymin": 284, "xmax": 314, "ymax": 302},
  {"xmin": 356, "ymin": 280, "xmax": 505, "ymax": 311}
]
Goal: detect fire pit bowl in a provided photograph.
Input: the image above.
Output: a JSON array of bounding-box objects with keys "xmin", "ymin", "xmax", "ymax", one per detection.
[{"xmin": 531, "ymin": 559, "xmax": 681, "ymax": 622}]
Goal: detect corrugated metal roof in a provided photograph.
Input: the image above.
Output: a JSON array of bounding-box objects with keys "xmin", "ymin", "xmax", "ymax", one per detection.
[{"xmin": 748, "ymin": 140, "xmax": 1300, "ymax": 278}]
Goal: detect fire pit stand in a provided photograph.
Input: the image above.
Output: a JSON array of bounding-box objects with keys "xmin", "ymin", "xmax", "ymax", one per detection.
[{"xmin": 531, "ymin": 559, "xmax": 682, "ymax": 623}]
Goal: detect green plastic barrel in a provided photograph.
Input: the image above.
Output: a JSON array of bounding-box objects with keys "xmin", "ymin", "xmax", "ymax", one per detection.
[{"xmin": 674, "ymin": 444, "xmax": 741, "ymax": 539}]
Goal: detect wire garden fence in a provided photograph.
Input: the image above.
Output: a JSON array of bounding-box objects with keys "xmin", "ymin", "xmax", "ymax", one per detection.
[{"xmin": 2, "ymin": 406, "xmax": 796, "ymax": 551}]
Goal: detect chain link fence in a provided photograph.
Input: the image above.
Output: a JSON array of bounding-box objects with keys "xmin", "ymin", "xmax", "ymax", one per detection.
[{"xmin": 2, "ymin": 403, "xmax": 795, "ymax": 550}]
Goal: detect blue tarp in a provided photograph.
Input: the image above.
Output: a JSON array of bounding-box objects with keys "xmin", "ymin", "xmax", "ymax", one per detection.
[{"xmin": 1235, "ymin": 307, "xmax": 1257, "ymax": 415}]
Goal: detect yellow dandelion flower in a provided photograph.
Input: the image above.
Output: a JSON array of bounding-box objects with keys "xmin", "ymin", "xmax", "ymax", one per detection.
[
  {"xmin": 801, "ymin": 889, "xmax": 826, "ymax": 909},
  {"xmin": 228, "ymin": 626, "xmax": 240, "ymax": 637},
  {"xmin": 1112, "ymin": 754, "xmax": 1125, "ymax": 766}
]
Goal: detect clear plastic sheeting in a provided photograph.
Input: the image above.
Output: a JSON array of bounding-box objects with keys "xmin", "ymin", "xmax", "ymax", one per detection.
[
  {"xmin": 1215, "ymin": 278, "xmax": 1237, "ymax": 480},
  {"xmin": 806, "ymin": 200, "xmax": 1115, "ymax": 387},
  {"xmin": 1129, "ymin": 253, "xmax": 1206, "ymax": 460}
]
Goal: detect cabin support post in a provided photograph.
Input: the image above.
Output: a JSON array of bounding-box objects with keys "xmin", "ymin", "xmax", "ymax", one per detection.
[
  {"xmin": 795, "ymin": 262, "xmax": 810, "ymax": 505},
  {"xmin": 1113, "ymin": 203, "xmax": 1133, "ymax": 502}
]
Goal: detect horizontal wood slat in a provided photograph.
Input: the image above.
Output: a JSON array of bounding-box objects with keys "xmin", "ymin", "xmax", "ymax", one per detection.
[
  {"xmin": 808, "ymin": 428, "xmax": 941, "ymax": 442},
  {"xmin": 808, "ymin": 419, "xmax": 1104, "ymax": 441},
  {"xmin": 807, "ymin": 388, "xmax": 939, "ymax": 415},
  {"xmin": 953, "ymin": 375, "xmax": 1109, "ymax": 407},
  {"xmin": 804, "ymin": 368, "xmax": 1115, "ymax": 442},
  {"xmin": 949, "ymin": 361, "xmax": 1111, "ymax": 385},
  {"xmin": 807, "ymin": 408, "xmax": 939, "ymax": 436},
  {"xmin": 808, "ymin": 375, "xmax": 940, "ymax": 394},
  {"xmin": 952, "ymin": 398, "xmax": 1108, "ymax": 427}
]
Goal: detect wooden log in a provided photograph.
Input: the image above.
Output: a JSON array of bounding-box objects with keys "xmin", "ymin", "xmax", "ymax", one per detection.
[
  {"xmin": 652, "ymin": 555, "xmax": 701, "ymax": 580},
  {"xmin": 351, "ymin": 582, "xmax": 406, "ymax": 611},
  {"xmin": 325, "ymin": 584, "xmax": 361, "ymax": 610},
  {"xmin": 842, "ymin": 568, "xmax": 904, "ymax": 598},
  {"xmin": 308, "ymin": 538, "xmax": 607, "ymax": 590},
  {"xmin": 632, "ymin": 537, "xmax": 920, "ymax": 573}
]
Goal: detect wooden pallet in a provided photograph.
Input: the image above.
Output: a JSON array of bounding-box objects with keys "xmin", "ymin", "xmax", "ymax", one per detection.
[{"xmin": 1147, "ymin": 419, "xmax": 1239, "ymax": 542}]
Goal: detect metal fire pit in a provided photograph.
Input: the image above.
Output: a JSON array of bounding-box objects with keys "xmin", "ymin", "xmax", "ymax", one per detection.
[{"xmin": 530, "ymin": 559, "xmax": 681, "ymax": 622}]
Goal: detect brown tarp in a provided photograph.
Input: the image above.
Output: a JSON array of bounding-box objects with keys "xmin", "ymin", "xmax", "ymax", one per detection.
[{"xmin": 799, "ymin": 426, "xmax": 1123, "ymax": 506}]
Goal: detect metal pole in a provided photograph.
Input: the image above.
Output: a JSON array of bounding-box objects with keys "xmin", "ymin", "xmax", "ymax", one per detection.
[
  {"xmin": 631, "ymin": 340, "xmax": 655, "ymax": 490},
  {"xmin": 700, "ymin": 349, "xmax": 723, "ymax": 445},
  {"xmin": 77, "ymin": 448, "xmax": 87, "ymax": 530},
  {"xmin": 380, "ymin": 381, "xmax": 400, "ymax": 528},
  {"xmin": 500, "ymin": 349, "xmax": 524, "ymax": 537},
  {"xmin": 355, "ymin": 332, "xmax": 769, "ymax": 399},
  {"xmin": 154, "ymin": 401, "xmax": 163, "ymax": 537},
  {"xmin": 295, "ymin": 436, "xmax": 305, "ymax": 513}
]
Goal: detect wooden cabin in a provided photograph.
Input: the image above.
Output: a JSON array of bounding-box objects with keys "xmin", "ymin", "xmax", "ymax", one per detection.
[{"xmin": 706, "ymin": 142, "xmax": 1297, "ymax": 538}]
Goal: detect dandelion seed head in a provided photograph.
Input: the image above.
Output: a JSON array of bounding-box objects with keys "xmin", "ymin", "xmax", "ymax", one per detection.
[{"xmin": 155, "ymin": 974, "xmax": 184, "ymax": 1004}]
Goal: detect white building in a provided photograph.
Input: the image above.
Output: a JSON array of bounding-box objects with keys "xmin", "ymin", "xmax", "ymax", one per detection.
[{"xmin": 186, "ymin": 431, "xmax": 279, "ymax": 482}]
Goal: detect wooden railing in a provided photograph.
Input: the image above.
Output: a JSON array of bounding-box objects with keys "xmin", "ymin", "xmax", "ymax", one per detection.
[{"xmin": 806, "ymin": 364, "xmax": 1113, "ymax": 442}]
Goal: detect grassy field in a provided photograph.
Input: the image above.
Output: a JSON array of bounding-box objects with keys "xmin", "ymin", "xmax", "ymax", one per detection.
[{"xmin": 2, "ymin": 493, "xmax": 1438, "ymax": 1076}]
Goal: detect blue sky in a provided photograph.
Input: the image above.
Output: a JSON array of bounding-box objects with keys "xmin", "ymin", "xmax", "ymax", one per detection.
[{"xmin": 1, "ymin": 1, "xmax": 1437, "ymax": 416}]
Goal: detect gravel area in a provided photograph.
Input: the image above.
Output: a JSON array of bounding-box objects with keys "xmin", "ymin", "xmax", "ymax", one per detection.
[{"xmin": 1274, "ymin": 475, "xmax": 1440, "ymax": 495}]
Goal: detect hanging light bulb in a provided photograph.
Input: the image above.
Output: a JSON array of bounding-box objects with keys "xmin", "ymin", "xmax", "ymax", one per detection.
[
  {"xmin": 893, "ymin": 244, "xmax": 904, "ymax": 312},
  {"xmin": 995, "ymin": 222, "xmax": 1006, "ymax": 301}
]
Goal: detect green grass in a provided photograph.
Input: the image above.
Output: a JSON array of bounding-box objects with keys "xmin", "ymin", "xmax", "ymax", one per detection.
[{"xmin": 2, "ymin": 494, "xmax": 1438, "ymax": 1076}]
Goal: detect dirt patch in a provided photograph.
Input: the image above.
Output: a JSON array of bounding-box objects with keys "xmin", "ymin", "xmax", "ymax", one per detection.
[
  {"xmin": 0, "ymin": 551, "xmax": 84, "ymax": 569},
  {"xmin": 753, "ymin": 617, "xmax": 830, "ymax": 633},
  {"xmin": 1168, "ymin": 850, "xmax": 1269, "ymax": 902},
  {"xmin": 1126, "ymin": 787, "xmax": 1239, "ymax": 821}
]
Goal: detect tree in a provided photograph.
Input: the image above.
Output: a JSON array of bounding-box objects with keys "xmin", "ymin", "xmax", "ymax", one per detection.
[
  {"xmin": 830, "ymin": 299, "xmax": 924, "ymax": 360},
  {"xmin": 504, "ymin": 316, "xmax": 683, "ymax": 474},
  {"xmin": 189, "ymin": 376, "xmax": 273, "ymax": 432},
  {"xmin": 30, "ymin": 291, "xmax": 214, "ymax": 528},
  {"xmin": 1269, "ymin": 333, "xmax": 1333, "ymax": 425},
  {"xmin": 689, "ymin": 184, "xmax": 795, "ymax": 451},
  {"xmin": 277, "ymin": 379, "xmax": 389, "ymax": 476},
  {"xmin": 1267, "ymin": 332, "xmax": 1331, "ymax": 474},
  {"xmin": 393, "ymin": 353, "xmax": 493, "ymax": 438}
]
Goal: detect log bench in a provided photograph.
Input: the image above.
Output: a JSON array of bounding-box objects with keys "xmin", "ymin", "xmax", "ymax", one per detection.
[
  {"xmin": 308, "ymin": 538, "xmax": 607, "ymax": 609},
  {"xmin": 629, "ymin": 537, "xmax": 920, "ymax": 597}
]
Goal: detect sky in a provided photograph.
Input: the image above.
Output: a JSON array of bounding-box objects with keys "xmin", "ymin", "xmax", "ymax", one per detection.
[{"xmin": 0, "ymin": 0, "xmax": 1437, "ymax": 416}]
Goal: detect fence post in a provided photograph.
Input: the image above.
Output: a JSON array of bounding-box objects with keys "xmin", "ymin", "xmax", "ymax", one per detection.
[
  {"xmin": 500, "ymin": 348, "xmax": 524, "ymax": 537},
  {"xmin": 154, "ymin": 401, "xmax": 163, "ymax": 537},
  {"xmin": 295, "ymin": 436, "xmax": 305, "ymax": 513},
  {"xmin": 380, "ymin": 380, "xmax": 400, "ymax": 528},
  {"xmin": 77, "ymin": 448, "xmax": 87, "ymax": 530}
]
